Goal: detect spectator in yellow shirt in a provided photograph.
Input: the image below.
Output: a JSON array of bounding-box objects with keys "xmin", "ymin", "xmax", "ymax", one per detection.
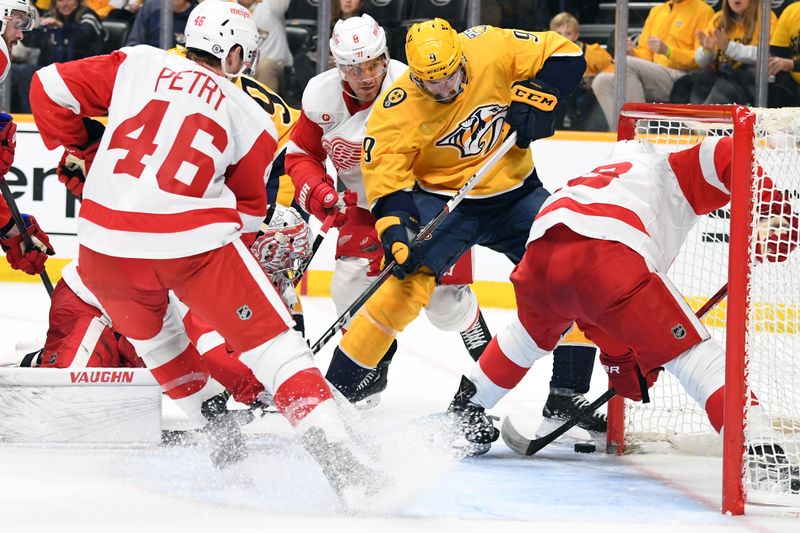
[
  {"xmin": 550, "ymin": 11, "xmax": 612, "ymax": 130},
  {"xmin": 592, "ymin": 0, "xmax": 714, "ymax": 130},
  {"xmin": 768, "ymin": 0, "xmax": 800, "ymax": 107},
  {"xmin": 671, "ymin": 0, "xmax": 776, "ymax": 105}
]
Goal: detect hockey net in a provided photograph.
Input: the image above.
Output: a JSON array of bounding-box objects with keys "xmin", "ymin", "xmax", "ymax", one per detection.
[{"xmin": 610, "ymin": 104, "xmax": 800, "ymax": 514}]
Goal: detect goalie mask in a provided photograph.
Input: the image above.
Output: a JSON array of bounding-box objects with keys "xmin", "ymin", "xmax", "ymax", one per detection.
[
  {"xmin": 250, "ymin": 205, "xmax": 313, "ymax": 306},
  {"xmin": 184, "ymin": 0, "xmax": 260, "ymax": 79}
]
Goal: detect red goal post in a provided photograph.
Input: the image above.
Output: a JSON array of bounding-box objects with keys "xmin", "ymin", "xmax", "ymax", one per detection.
[{"xmin": 610, "ymin": 103, "xmax": 800, "ymax": 515}]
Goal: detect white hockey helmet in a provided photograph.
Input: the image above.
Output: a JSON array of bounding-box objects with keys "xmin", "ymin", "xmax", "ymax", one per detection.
[
  {"xmin": 330, "ymin": 14, "xmax": 388, "ymax": 67},
  {"xmin": 0, "ymin": 0, "xmax": 37, "ymax": 33},
  {"xmin": 184, "ymin": 0, "xmax": 260, "ymax": 78}
]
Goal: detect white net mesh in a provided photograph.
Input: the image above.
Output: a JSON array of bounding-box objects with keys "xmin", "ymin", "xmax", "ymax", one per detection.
[
  {"xmin": 623, "ymin": 117, "xmax": 730, "ymax": 445},
  {"xmin": 745, "ymin": 108, "xmax": 800, "ymax": 501},
  {"xmin": 619, "ymin": 107, "xmax": 800, "ymax": 504}
]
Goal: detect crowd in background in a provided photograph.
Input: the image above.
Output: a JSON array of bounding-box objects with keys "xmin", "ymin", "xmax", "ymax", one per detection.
[{"xmin": 5, "ymin": 0, "xmax": 800, "ymax": 131}]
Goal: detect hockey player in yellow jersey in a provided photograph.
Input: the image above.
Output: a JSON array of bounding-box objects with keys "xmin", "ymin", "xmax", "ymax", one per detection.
[{"xmin": 323, "ymin": 19, "xmax": 603, "ymax": 449}]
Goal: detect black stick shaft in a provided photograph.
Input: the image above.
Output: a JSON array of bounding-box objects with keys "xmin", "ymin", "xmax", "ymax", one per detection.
[
  {"xmin": 0, "ymin": 178, "xmax": 54, "ymax": 297},
  {"xmin": 310, "ymin": 133, "xmax": 518, "ymax": 355}
]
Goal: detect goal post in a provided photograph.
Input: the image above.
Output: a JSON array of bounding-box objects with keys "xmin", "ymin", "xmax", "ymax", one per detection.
[{"xmin": 610, "ymin": 103, "xmax": 800, "ymax": 515}]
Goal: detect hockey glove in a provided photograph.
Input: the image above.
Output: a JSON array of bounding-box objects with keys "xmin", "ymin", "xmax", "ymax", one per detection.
[
  {"xmin": 294, "ymin": 173, "xmax": 347, "ymax": 227},
  {"xmin": 755, "ymin": 214, "xmax": 800, "ymax": 263},
  {"xmin": 599, "ymin": 351, "xmax": 660, "ymax": 403},
  {"xmin": 0, "ymin": 213, "xmax": 55, "ymax": 275},
  {"xmin": 0, "ymin": 113, "xmax": 17, "ymax": 177},
  {"xmin": 373, "ymin": 191, "xmax": 422, "ymax": 279},
  {"xmin": 56, "ymin": 118, "xmax": 105, "ymax": 200},
  {"xmin": 506, "ymin": 78, "xmax": 560, "ymax": 148},
  {"xmin": 336, "ymin": 192, "xmax": 383, "ymax": 276}
]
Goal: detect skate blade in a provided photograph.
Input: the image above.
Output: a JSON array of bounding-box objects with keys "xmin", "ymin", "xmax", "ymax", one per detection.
[{"xmin": 354, "ymin": 393, "xmax": 381, "ymax": 410}]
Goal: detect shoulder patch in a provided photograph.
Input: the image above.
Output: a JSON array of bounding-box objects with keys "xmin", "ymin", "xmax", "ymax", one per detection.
[
  {"xmin": 383, "ymin": 88, "xmax": 407, "ymax": 108},
  {"xmin": 464, "ymin": 26, "xmax": 488, "ymax": 39}
]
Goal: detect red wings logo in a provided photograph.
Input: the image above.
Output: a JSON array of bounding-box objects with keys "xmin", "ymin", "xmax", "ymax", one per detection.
[
  {"xmin": 323, "ymin": 137, "xmax": 362, "ymax": 173},
  {"xmin": 435, "ymin": 104, "xmax": 508, "ymax": 158}
]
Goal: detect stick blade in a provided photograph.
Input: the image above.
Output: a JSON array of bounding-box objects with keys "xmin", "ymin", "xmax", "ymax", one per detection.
[{"xmin": 501, "ymin": 417, "xmax": 537, "ymax": 456}]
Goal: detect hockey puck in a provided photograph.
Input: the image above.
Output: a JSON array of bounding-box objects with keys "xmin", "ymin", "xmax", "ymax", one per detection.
[{"xmin": 574, "ymin": 442, "xmax": 596, "ymax": 454}]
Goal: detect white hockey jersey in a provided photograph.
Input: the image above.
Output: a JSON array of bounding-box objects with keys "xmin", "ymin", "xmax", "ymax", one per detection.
[
  {"xmin": 285, "ymin": 59, "xmax": 407, "ymax": 209},
  {"xmin": 30, "ymin": 46, "xmax": 278, "ymax": 259},
  {"xmin": 529, "ymin": 138, "xmax": 735, "ymax": 273}
]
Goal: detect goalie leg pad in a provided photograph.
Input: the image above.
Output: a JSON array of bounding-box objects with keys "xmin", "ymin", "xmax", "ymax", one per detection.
[
  {"xmin": 425, "ymin": 284, "xmax": 479, "ymax": 332},
  {"xmin": 39, "ymin": 280, "xmax": 121, "ymax": 368}
]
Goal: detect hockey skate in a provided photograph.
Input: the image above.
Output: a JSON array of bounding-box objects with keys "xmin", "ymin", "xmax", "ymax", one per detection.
[
  {"xmin": 542, "ymin": 391, "xmax": 608, "ymax": 433},
  {"xmin": 459, "ymin": 311, "xmax": 491, "ymax": 361},
  {"xmin": 201, "ymin": 392, "xmax": 249, "ymax": 469},
  {"xmin": 747, "ymin": 444, "xmax": 800, "ymax": 494},
  {"xmin": 446, "ymin": 375, "xmax": 500, "ymax": 456},
  {"xmin": 350, "ymin": 358, "xmax": 391, "ymax": 409},
  {"xmin": 301, "ymin": 426, "xmax": 391, "ymax": 508}
]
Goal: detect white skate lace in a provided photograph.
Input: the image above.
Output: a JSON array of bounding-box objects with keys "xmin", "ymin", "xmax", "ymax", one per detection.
[
  {"xmin": 355, "ymin": 369, "xmax": 378, "ymax": 393},
  {"xmin": 461, "ymin": 322, "xmax": 488, "ymax": 351}
]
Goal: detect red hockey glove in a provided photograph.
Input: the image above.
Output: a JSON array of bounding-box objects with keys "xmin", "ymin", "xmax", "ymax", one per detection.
[
  {"xmin": 599, "ymin": 351, "xmax": 660, "ymax": 402},
  {"xmin": 754, "ymin": 214, "xmax": 800, "ymax": 263},
  {"xmin": 56, "ymin": 118, "xmax": 105, "ymax": 200},
  {"xmin": 294, "ymin": 173, "xmax": 347, "ymax": 227},
  {"xmin": 0, "ymin": 113, "xmax": 17, "ymax": 176},
  {"xmin": 57, "ymin": 144, "xmax": 98, "ymax": 200},
  {"xmin": 336, "ymin": 194, "xmax": 383, "ymax": 276},
  {"xmin": 0, "ymin": 213, "xmax": 55, "ymax": 275},
  {"xmin": 754, "ymin": 172, "xmax": 800, "ymax": 263}
]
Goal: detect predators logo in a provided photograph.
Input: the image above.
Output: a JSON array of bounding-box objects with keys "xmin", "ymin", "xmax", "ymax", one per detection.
[{"xmin": 435, "ymin": 104, "xmax": 508, "ymax": 158}]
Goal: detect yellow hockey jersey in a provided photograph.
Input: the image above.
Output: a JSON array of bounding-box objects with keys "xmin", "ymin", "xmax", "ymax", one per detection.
[
  {"xmin": 705, "ymin": 9, "xmax": 777, "ymax": 69},
  {"xmin": 634, "ymin": 0, "xmax": 714, "ymax": 71},
  {"xmin": 362, "ymin": 26, "xmax": 582, "ymax": 207},
  {"xmin": 233, "ymin": 76, "xmax": 301, "ymax": 208},
  {"xmin": 584, "ymin": 42, "xmax": 613, "ymax": 77},
  {"xmin": 771, "ymin": 2, "xmax": 800, "ymax": 85}
]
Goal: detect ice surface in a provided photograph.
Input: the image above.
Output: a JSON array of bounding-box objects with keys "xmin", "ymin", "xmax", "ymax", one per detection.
[{"xmin": 1, "ymin": 282, "xmax": 798, "ymax": 532}]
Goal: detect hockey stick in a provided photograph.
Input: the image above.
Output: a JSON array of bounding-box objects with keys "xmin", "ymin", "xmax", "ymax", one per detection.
[
  {"xmin": 501, "ymin": 283, "xmax": 729, "ymax": 456},
  {"xmin": 0, "ymin": 177, "xmax": 54, "ymax": 297},
  {"xmin": 293, "ymin": 211, "xmax": 336, "ymax": 286},
  {"xmin": 310, "ymin": 132, "xmax": 518, "ymax": 355}
]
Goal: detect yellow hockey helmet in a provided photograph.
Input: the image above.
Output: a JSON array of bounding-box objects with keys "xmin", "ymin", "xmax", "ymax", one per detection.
[{"xmin": 405, "ymin": 18, "xmax": 463, "ymax": 82}]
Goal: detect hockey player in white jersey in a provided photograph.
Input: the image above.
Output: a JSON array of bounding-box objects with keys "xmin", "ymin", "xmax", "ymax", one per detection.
[
  {"xmin": 448, "ymin": 136, "xmax": 800, "ymax": 490},
  {"xmin": 29, "ymin": 1, "xmax": 388, "ymax": 501},
  {"xmin": 285, "ymin": 14, "xmax": 490, "ymax": 405},
  {"xmin": 0, "ymin": 1, "xmax": 55, "ymax": 278}
]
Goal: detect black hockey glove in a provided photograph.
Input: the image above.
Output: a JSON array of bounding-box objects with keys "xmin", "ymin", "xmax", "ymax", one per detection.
[
  {"xmin": 506, "ymin": 77, "xmax": 560, "ymax": 148},
  {"xmin": 373, "ymin": 191, "xmax": 423, "ymax": 280}
]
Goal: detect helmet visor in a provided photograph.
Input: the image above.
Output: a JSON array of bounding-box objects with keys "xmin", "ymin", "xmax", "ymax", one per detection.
[
  {"xmin": 411, "ymin": 64, "xmax": 465, "ymax": 103},
  {"xmin": 7, "ymin": 8, "xmax": 37, "ymax": 31},
  {"xmin": 337, "ymin": 56, "xmax": 387, "ymax": 84}
]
